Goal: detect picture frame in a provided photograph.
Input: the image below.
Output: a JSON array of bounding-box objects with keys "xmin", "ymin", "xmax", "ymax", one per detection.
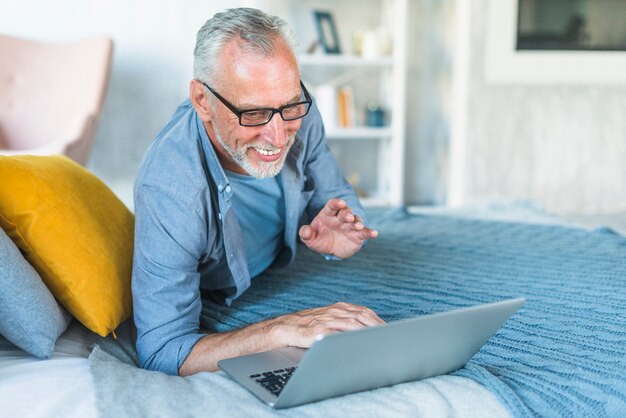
[
  {"xmin": 313, "ymin": 11, "xmax": 341, "ymax": 54},
  {"xmin": 485, "ymin": 0, "xmax": 626, "ymax": 84}
]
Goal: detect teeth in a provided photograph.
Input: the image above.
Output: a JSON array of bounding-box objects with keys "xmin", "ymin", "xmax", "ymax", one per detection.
[{"xmin": 255, "ymin": 147, "xmax": 280, "ymax": 156}]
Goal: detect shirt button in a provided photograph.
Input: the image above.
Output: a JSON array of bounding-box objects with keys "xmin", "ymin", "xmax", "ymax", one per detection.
[{"xmin": 225, "ymin": 185, "xmax": 232, "ymax": 194}]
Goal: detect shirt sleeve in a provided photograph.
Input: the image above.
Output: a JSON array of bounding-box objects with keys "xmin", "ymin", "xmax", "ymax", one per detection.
[
  {"xmin": 300, "ymin": 100, "xmax": 367, "ymax": 224},
  {"xmin": 132, "ymin": 184, "xmax": 208, "ymax": 375}
]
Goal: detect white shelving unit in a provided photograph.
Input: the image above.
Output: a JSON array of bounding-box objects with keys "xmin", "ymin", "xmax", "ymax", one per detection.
[
  {"xmin": 295, "ymin": 0, "xmax": 408, "ymax": 207},
  {"xmin": 298, "ymin": 54, "xmax": 394, "ymax": 67},
  {"xmin": 325, "ymin": 127, "xmax": 392, "ymax": 140}
]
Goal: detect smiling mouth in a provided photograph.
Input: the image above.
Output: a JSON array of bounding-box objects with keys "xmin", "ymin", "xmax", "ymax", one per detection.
[{"xmin": 254, "ymin": 147, "xmax": 281, "ymax": 156}]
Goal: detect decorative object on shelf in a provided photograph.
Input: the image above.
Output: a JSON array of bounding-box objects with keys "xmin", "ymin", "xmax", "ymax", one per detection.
[
  {"xmin": 352, "ymin": 31, "xmax": 363, "ymax": 55},
  {"xmin": 337, "ymin": 86, "xmax": 355, "ymax": 128},
  {"xmin": 365, "ymin": 101, "xmax": 386, "ymax": 127},
  {"xmin": 313, "ymin": 10, "xmax": 341, "ymax": 54},
  {"xmin": 360, "ymin": 27, "xmax": 392, "ymax": 59},
  {"xmin": 315, "ymin": 85, "xmax": 338, "ymax": 129},
  {"xmin": 306, "ymin": 40, "xmax": 319, "ymax": 54}
]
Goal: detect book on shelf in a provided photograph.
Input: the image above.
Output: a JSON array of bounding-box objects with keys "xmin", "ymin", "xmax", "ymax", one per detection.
[{"xmin": 337, "ymin": 86, "xmax": 355, "ymax": 128}]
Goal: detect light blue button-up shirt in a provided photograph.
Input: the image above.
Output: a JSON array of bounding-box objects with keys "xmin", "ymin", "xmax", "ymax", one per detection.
[{"xmin": 132, "ymin": 99, "xmax": 365, "ymax": 375}]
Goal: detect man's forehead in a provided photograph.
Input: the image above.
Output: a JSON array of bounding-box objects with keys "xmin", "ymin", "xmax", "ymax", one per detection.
[
  {"xmin": 215, "ymin": 43, "xmax": 301, "ymax": 107},
  {"xmin": 233, "ymin": 80, "xmax": 301, "ymax": 106},
  {"xmin": 219, "ymin": 39, "xmax": 298, "ymax": 77}
]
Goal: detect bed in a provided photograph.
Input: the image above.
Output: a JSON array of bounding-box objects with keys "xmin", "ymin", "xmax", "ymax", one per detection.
[{"xmin": 1, "ymin": 201, "xmax": 625, "ymax": 418}]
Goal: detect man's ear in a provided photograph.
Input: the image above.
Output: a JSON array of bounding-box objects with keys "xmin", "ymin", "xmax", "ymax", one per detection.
[{"xmin": 190, "ymin": 79, "xmax": 212, "ymax": 122}]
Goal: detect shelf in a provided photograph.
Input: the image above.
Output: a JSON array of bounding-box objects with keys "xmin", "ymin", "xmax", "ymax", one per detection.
[
  {"xmin": 293, "ymin": 0, "xmax": 407, "ymax": 207},
  {"xmin": 360, "ymin": 195, "xmax": 394, "ymax": 208},
  {"xmin": 325, "ymin": 127, "xmax": 392, "ymax": 140},
  {"xmin": 298, "ymin": 54, "xmax": 394, "ymax": 68}
]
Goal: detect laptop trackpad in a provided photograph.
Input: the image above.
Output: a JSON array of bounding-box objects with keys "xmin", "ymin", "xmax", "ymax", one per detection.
[{"xmin": 278, "ymin": 347, "xmax": 307, "ymax": 364}]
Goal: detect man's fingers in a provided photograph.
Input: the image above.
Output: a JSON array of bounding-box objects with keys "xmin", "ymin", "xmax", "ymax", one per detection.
[
  {"xmin": 298, "ymin": 225, "xmax": 317, "ymax": 241},
  {"xmin": 331, "ymin": 302, "xmax": 386, "ymax": 326},
  {"xmin": 337, "ymin": 207, "xmax": 354, "ymax": 223},
  {"xmin": 353, "ymin": 228, "xmax": 378, "ymax": 242},
  {"xmin": 307, "ymin": 302, "xmax": 386, "ymax": 327},
  {"xmin": 276, "ymin": 302, "xmax": 385, "ymax": 348},
  {"xmin": 342, "ymin": 214, "xmax": 377, "ymax": 237},
  {"xmin": 300, "ymin": 309, "xmax": 382, "ymax": 338},
  {"xmin": 320, "ymin": 318, "xmax": 368, "ymax": 333},
  {"xmin": 322, "ymin": 198, "xmax": 346, "ymax": 216},
  {"xmin": 321, "ymin": 313, "xmax": 382, "ymax": 329},
  {"xmin": 349, "ymin": 215, "xmax": 365, "ymax": 231},
  {"xmin": 351, "ymin": 213, "xmax": 379, "ymax": 237},
  {"xmin": 338, "ymin": 221, "xmax": 379, "ymax": 239},
  {"xmin": 320, "ymin": 200, "xmax": 368, "ymax": 230}
]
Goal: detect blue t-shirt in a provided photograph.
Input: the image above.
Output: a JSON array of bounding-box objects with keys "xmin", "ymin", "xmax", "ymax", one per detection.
[{"xmin": 225, "ymin": 170, "xmax": 285, "ymax": 278}]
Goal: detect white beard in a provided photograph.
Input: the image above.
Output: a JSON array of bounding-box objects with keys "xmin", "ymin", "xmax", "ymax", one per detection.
[{"xmin": 212, "ymin": 124, "xmax": 295, "ymax": 179}]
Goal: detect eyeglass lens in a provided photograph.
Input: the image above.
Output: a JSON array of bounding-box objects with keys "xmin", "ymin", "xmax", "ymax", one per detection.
[{"xmin": 240, "ymin": 102, "xmax": 310, "ymax": 126}]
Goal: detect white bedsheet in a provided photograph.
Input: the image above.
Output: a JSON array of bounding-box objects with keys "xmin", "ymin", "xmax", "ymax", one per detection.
[
  {"xmin": 1, "ymin": 322, "xmax": 510, "ymax": 418},
  {"xmin": 0, "ymin": 321, "xmax": 96, "ymax": 418}
]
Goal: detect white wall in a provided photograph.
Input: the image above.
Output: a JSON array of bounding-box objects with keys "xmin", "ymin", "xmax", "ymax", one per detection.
[
  {"xmin": 459, "ymin": 0, "xmax": 626, "ymax": 214},
  {"xmin": 405, "ymin": 0, "xmax": 456, "ymax": 206},
  {"xmin": 1, "ymin": 0, "xmax": 257, "ymax": 203}
]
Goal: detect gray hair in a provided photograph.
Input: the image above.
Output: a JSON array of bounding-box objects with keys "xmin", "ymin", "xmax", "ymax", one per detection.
[{"xmin": 193, "ymin": 8, "xmax": 298, "ymax": 87}]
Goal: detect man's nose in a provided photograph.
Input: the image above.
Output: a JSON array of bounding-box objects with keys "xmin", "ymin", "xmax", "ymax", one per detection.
[{"xmin": 262, "ymin": 113, "xmax": 288, "ymax": 148}]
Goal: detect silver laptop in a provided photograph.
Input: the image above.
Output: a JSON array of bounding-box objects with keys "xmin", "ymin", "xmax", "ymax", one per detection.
[{"xmin": 218, "ymin": 297, "xmax": 525, "ymax": 409}]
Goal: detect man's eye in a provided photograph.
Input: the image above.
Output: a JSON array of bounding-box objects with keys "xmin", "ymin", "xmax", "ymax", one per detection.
[
  {"xmin": 282, "ymin": 105, "xmax": 301, "ymax": 116},
  {"xmin": 243, "ymin": 111, "xmax": 268, "ymax": 120}
]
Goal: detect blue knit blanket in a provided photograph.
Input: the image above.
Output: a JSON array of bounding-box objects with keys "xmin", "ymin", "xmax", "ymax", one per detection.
[{"xmin": 198, "ymin": 209, "xmax": 626, "ymax": 417}]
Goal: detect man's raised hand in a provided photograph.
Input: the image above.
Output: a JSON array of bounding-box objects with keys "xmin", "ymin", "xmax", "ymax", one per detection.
[{"xmin": 298, "ymin": 198, "xmax": 378, "ymax": 259}]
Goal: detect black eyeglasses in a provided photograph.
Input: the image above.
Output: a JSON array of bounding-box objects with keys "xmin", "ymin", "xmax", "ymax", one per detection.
[{"xmin": 201, "ymin": 80, "xmax": 312, "ymax": 127}]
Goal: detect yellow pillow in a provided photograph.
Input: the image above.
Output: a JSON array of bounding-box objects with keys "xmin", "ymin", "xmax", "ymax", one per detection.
[{"xmin": 0, "ymin": 155, "xmax": 134, "ymax": 337}]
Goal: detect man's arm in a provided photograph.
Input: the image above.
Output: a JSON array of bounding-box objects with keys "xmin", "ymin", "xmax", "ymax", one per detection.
[
  {"xmin": 132, "ymin": 184, "xmax": 209, "ymax": 375},
  {"xmin": 179, "ymin": 302, "xmax": 384, "ymax": 375},
  {"xmin": 135, "ymin": 184, "xmax": 385, "ymax": 376}
]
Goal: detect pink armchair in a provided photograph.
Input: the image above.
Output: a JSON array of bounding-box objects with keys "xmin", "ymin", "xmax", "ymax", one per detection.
[{"xmin": 0, "ymin": 35, "xmax": 113, "ymax": 166}]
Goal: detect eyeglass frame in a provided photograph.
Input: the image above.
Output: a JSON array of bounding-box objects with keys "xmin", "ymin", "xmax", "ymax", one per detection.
[{"xmin": 200, "ymin": 80, "xmax": 313, "ymax": 127}]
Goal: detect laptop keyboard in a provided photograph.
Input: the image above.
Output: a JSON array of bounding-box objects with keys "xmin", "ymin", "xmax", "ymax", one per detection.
[{"xmin": 249, "ymin": 367, "xmax": 296, "ymax": 397}]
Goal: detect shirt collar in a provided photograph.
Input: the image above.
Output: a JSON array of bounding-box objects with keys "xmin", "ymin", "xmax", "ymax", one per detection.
[{"xmin": 195, "ymin": 112, "xmax": 232, "ymax": 199}]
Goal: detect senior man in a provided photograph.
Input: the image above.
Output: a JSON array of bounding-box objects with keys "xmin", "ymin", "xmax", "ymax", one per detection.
[{"xmin": 132, "ymin": 8, "xmax": 382, "ymax": 377}]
